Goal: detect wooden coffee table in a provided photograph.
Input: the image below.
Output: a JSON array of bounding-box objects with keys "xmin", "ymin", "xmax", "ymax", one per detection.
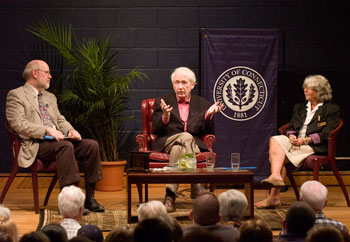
[{"xmin": 126, "ymin": 168, "xmax": 254, "ymax": 223}]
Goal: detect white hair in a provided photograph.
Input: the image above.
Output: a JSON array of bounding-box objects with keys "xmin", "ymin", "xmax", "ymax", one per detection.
[
  {"xmin": 137, "ymin": 200, "xmax": 168, "ymax": 221},
  {"xmin": 58, "ymin": 185, "xmax": 85, "ymax": 218},
  {"xmin": 302, "ymin": 75, "xmax": 332, "ymax": 102},
  {"xmin": 171, "ymin": 67, "xmax": 196, "ymax": 84},
  {"xmin": 218, "ymin": 189, "xmax": 248, "ymax": 222},
  {"xmin": 300, "ymin": 181, "xmax": 328, "ymax": 211},
  {"xmin": 0, "ymin": 205, "xmax": 11, "ymax": 220}
]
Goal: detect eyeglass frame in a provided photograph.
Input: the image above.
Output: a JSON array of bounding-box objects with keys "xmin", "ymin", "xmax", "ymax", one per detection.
[{"xmin": 36, "ymin": 69, "xmax": 51, "ymax": 76}]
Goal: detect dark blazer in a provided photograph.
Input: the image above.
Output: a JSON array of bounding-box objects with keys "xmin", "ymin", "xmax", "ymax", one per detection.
[
  {"xmin": 286, "ymin": 101, "xmax": 340, "ymax": 154},
  {"xmin": 152, "ymin": 92, "xmax": 214, "ymax": 152}
]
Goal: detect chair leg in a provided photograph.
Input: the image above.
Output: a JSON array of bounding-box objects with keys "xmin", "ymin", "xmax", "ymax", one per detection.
[
  {"xmin": 313, "ymin": 159, "xmax": 320, "ymax": 180},
  {"xmin": 31, "ymin": 168, "xmax": 40, "ymax": 214},
  {"xmin": 145, "ymin": 184, "xmax": 148, "ymax": 202},
  {"xmin": 209, "ymin": 184, "xmax": 215, "ymax": 193},
  {"xmin": 285, "ymin": 166, "xmax": 300, "ymax": 201},
  {"xmin": 329, "ymin": 160, "xmax": 350, "ymax": 207},
  {"xmin": 0, "ymin": 166, "xmax": 19, "ymax": 203},
  {"xmin": 44, "ymin": 173, "xmax": 58, "ymax": 206}
]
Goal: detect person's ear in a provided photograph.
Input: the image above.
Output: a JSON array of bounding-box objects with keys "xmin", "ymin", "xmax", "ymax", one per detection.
[
  {"xmin": 323, "ymin": 199, "xmax": 328, "ymax": 208},
  {"xmin": 190, "ymin": 81, "xmax": 195, "ymax": 90},
  {"xmin": 32, "ymin": 69, "xmax": 39, "ymax": 79},
  {"xmin": 79, "ymin": 206, "xmax": 84, "ymax": 216},
  {"xmin": 216, "ymin": 213, "xmax": 221, "ymax": 223},
  {"xmin": 189, "ymin": 209, "xmax": 194, "ymax": 221}
]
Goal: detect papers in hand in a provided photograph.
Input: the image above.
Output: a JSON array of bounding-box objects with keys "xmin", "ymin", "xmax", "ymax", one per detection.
[{"xmin": 43, "ymin": 135, "xmax": 71, "ymax": 140}]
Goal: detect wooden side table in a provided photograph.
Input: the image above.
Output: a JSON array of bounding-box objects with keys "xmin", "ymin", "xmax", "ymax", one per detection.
[{"xmin": 126, "ymin": 168, "xmax": 254, "ymax": 223}]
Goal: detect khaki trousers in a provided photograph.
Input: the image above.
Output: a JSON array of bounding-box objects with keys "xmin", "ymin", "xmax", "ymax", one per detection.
[{"xmin": 164, "ymin": 132, "xmax": 200, "ymax": 193}]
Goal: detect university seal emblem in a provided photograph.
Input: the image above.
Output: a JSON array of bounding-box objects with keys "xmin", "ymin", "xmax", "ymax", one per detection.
[{"xmin": 213, "ymin": 66, "xmax": 267, "ymax": 121}]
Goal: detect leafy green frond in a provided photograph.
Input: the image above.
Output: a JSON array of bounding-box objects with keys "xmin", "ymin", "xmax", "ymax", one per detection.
[{"xmin": 27, "ymin": 19, "xmax": 147, "ymax": 161}]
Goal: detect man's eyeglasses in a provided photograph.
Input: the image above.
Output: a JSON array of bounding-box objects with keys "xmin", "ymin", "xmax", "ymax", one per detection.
[{"xmin": 37, "ymin": 69, "xmax": 51, "ymax": 75}]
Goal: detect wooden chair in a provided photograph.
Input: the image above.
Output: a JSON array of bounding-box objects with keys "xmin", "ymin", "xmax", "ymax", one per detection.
[
  {"xmin": 134, "ymin": 98, "xmax": 217, "ymax": 202},
  {"xmin": 279, "ymin": 119, "xmax": 350, "ymax": 206},
  {"xmin": 0, "ymin": 121, "xmax": 58, "ymax": 213}
]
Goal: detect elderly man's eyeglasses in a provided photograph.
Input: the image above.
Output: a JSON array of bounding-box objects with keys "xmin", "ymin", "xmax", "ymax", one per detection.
[{"xmin": 37, "ymin": 69, "xmax": 51, "ymax": 75}]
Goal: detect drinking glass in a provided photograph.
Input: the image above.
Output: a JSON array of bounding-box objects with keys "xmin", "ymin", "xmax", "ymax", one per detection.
[
  {"xmin": 206, "ymin": 152, "xmax": 215, "ymax": 169},
  {"xmin": 231, "ymin": 153, "xmax": 240, "ymax": 171}
]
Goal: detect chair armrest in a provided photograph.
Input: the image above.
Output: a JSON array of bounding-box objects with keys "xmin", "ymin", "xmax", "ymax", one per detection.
[
  {"xmin": 278, "ymin": 123, "xmax": 289, "ymax": 135},
  {"xmin": 202, "ymin": 134, "xmax": 216, "ymax": 151},
  {"xmin": 135, "ymin": 134, "xmax": 150, "ymax": 152}
]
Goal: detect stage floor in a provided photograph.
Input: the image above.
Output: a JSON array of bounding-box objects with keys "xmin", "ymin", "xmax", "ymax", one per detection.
[{"xmin": 3, "ymin": 184, "xmax": 350, "ymax": 236}]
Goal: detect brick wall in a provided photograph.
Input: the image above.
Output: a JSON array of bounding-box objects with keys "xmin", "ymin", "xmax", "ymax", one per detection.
[{"xmin": 1, "ymin": 1, "xmax": 350, "ymax": 171}]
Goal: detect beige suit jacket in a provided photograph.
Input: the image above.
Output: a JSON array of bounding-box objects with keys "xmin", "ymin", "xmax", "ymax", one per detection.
[{"xmin": 6, "ymin": 83, "xmax": 74, "ymax": 168}]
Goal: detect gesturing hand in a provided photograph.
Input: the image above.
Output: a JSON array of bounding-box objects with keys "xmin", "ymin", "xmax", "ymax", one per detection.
[
  {"xmin": 207, "ymin": 101, "xmax": 224, "ymax": 116},
  {"xmin": 160, "ymin": 99, "xmax": 173, "ymax": 119}
]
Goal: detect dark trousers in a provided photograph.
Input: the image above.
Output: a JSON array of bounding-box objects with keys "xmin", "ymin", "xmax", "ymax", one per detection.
[{"xmin": 37, "ymin": 139, "xmax": 102, "ymax": 188}]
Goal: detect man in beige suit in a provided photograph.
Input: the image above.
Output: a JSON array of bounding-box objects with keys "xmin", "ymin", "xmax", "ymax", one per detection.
[{"xmin": 6, "ymin": 60, "xmax": 104, "ymax": 214}]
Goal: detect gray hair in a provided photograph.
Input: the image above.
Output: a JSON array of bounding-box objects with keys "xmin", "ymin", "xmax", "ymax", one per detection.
[
  {"xmin": 0, "ymin": 205, "xmax": 11, "ymax": 220},
  {"xmin": 218, "ymin": 189, "xmax": 248, "ymax": 222},
  {"xmin": 300, "ymin": 181, "xmax": 328, "ymax": 211},
  {"xmin": 302, "ymin": 75, "xmax": 332, "ymax": 102},
  {"xmin": 58, "ymin": 185, "xmax": 85, "ymax": 218},
  {"xmin": 137, "ymin": 200, "xmax": 168, "ymax": 221},
  {"xmin": 171, "ymin": 67, "xmax": 196, "ymax": 84}
]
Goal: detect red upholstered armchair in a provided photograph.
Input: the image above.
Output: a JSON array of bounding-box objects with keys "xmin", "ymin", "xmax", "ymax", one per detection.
[
  {"xmin": 279, "ymin": 119, "xmax": 350, "ymax": 207},
  {"xmin": 135, "ymin": 98, "xmax": 216, "ymax": 168}
]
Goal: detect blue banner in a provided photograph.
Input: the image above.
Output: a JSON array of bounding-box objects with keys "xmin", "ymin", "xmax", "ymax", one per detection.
[{"xmin": 202, "ymin": 29, "xmax": 278, "ymax": 182}]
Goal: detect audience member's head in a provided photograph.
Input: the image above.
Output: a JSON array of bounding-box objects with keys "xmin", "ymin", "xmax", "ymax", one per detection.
[
  {"xmin": 218, "ymin": 189, "xmax": 248, "ymax": 223},
  {"xmin": 0, "ymin": 231, "xmax": 12, "ymax": 242},
  {"xmin": 0, "ymin": 206, "xmax": 11, "ymax": 220},
  {"xmin": 285, "ymin": 201, "xmax": 315, "ymax": 236},
  {"xmin": 306, "ymin": 224, "xmax": 344, "ymax": 242},
  {"xmin": 0, "ymin": 216, "xmax": 19, "ymax": 242},
  {"xmin": 105, "ymin": 225, "xmax": 133, "ymax": 242},
  {"xmin": 137, "ymin": 200, "xmax": 182, "ymax": 242},
  {"xmin": 68, "ymin": 235, "xmax": 93, "ymax": 242},
  {"xmin": 19, "ymin": 231, "xmax": 50, "ymax": 242},
  {"xmin": 41, "ymin": 223, "xmax": 68, "ymax": 242},
  {"xmin": 274, "ymin": 238, "xmax": 287, "ymax": 242},
  {"xmin": 168, "ymin": 216, "xmax": 183, "ymax": 242},
  {"xmin": 238, "ymin": 219, "xmax": 272, "ymax": 242},
  {"xmin": 58, "ymin": 185, "xmax": 85, "ymax": 220},
  {"xmin": 134, "ymin": 218, "xmax": 172, "ymax": 242},
  {"xmin": 190, "ymin": 192, "xmax": 220, "ymax": 226},
  {"xmin": 180, "ymin": 228, "xmax": 223, "ymax": 242},
  {"xmin": 77, "ymin": 225, "xmax": 103, "ymax": 242},
  {"xmin": 300, "ymin": 180, "xmax": 328, "ymax": 212},
  {"xmin": 137, "ymin": 200, "xmax": 168, "ymax": 221}
]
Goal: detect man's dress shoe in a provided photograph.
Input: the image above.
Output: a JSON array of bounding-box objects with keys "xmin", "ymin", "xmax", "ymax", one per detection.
[{"xmin": 84, "ymin": 197, "xmax": 105, "ymax": 213}]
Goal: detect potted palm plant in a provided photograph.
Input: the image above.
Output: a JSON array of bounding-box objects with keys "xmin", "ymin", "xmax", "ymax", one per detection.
[{"xmin": 28, "ymin": 19, "xmax": 145, "ymax": 191}]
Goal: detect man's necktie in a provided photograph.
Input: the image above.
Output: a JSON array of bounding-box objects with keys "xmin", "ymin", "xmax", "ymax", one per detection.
[{"xmin": 38, "ymin": 93, "xmax": 54, "ymax": 128}]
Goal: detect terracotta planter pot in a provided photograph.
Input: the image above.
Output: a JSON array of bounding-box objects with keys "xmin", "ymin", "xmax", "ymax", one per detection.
[{"xmin": 96, "ymin": 160, "xmax": 127, "ymax": 191}]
